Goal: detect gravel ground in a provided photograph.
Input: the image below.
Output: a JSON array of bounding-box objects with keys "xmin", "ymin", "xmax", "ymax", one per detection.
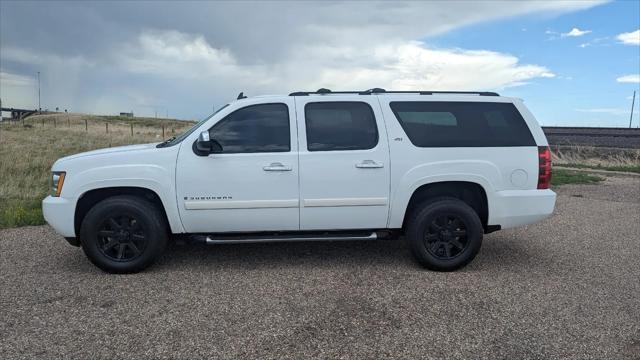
[{"xmin": 1, "ymin": 177, "xmax": 639, "ymax": 359}]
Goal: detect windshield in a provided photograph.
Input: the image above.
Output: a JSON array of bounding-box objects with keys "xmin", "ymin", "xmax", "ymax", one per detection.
[{"xmin": 156, "ymin": 104, "xmax": 229, "ymax": 148}]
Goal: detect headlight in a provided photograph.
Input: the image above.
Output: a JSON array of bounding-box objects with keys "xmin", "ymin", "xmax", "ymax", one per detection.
[{"xmin": 51, "ymin": 171, "xmax": 66, "ymax": 197}]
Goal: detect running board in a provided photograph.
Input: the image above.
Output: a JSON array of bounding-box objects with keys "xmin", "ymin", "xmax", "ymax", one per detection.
[{"xmin": 193, "ymin": 231, "xmax": 379, "ymax": 245}]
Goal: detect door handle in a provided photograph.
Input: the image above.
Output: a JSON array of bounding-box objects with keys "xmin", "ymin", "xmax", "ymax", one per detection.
[
  {"xmin": 355, "ymin": 160, "xmax": 383, "ymax": 169},
  {"xmin": 263, "ymin": 162, "xmax": 292, "ymax": 171}
]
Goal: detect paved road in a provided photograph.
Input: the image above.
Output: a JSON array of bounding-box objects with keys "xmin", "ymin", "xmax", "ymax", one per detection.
[{"xmin": 1, "ymin": 177, "xmax": 639, "ymax": 359}]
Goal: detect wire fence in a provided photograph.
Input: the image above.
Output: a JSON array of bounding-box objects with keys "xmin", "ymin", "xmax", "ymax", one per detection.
[{"xmin": 1, "ymin": 115, "xmax": 193, "ymax": 142}]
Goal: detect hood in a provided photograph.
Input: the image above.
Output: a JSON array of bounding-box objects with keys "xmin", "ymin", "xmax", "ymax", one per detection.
[{"xmin": 56, "ymin": 143, "xmax": 159, "ymax": 162}]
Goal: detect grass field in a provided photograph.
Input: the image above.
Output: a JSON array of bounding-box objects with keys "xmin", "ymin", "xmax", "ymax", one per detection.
[
  {"xmin": 552, "ymin": 145, "xmax": 640, "ymax": 174},
  {"xmin": 0, "ymin": 113, "xmax": 194, "ymax": 228},
  {"xmin": 551, "ymin": 168, "xmax": 604, "ymax": 186}
]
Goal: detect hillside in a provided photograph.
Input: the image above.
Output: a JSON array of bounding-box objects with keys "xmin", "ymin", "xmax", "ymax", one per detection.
[{"xmin": 22, "ymin": 112, "xmax": 196, "ymax": 128}]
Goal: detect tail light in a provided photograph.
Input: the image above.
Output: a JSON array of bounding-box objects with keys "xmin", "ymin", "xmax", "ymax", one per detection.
[{"xmin": 537, "ymin": 146, "xmax": 552, "ymax": 189}]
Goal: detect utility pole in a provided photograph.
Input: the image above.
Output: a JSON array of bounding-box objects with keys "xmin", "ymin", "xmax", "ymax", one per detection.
[
  {"xmin": 37, "ymin": 71, "xmax": 41, "ymax": 112},
  {"xmin": 629, "ymin": 90, "xmax": 636, "ymax": 129}
]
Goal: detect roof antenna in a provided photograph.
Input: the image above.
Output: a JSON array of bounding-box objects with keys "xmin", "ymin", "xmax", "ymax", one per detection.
[
  {"xmin": 237, "ymin": 92, "xmax": 247, "ymax": 100},
  {"xmin": 316, "ymin": 88, "xmax": 332, "ymax": 94}
]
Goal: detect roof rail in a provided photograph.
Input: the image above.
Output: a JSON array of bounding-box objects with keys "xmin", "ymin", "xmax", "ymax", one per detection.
[
  {"xmin": 289, "ymin": 88, "xmax": 499, "ymax": 96},
  {"xmin": 289, "ymin": 88, "xmax": 376, "ymax": 96},
  {"xmin": 417, "ymin": 91, "xmax": 499, "ymax": 96}
]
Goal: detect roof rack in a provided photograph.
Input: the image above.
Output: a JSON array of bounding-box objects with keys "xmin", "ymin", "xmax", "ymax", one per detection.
[{"xmin": 289, "ymin": 88, "xmax": 499, "ymax": 96}]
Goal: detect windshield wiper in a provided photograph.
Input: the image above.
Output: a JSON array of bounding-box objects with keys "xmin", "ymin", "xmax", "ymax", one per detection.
[{"xmin": 156, "ymin": 136, "xmax": 176, "ymax": 148}]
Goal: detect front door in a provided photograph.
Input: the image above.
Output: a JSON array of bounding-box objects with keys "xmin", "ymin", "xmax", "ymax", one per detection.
[
  {"xmin": 176, "ymin": 100, "xmax": 299, "ymax": 233},
  {"xmin": 294, "ymin": 97, "xmax": 391, "ymax": 230}
]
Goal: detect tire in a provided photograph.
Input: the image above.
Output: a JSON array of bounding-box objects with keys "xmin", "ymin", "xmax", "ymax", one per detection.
[
  {"xmin": 80, "ymin": 195, "xmax": 168, "ymax": 274},
  {"xmin": 406, "ymin": 197, "xmax": 483, "ymax": 271}
]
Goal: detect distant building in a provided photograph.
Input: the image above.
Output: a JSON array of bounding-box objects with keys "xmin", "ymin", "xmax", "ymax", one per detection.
[{"xmin": 120, "ymin": 112, "xmax": 134, "ymax": 117}]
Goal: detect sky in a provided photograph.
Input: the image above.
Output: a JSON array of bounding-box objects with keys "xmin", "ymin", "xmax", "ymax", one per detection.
[{"xmin": 0, "ymin": 0, "xmax": 639, "ymax": 126}]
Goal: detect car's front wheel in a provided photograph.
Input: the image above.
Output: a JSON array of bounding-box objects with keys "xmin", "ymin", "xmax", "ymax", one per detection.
[
  {"xmin": 80, "ymin": 195, "xmax": 168, "ymax": 273},
  {"xmin": 406, "ymin": 197, "xmax": 483, "ymax": 271}
]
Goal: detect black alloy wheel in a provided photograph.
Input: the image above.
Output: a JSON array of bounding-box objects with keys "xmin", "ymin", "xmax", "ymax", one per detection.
[
  {"xmin": 423, "ymin": 213, "xmax": 469, "ymax": 260},
  {"xmin": 80, "ymin": 195, "xmax": 168, "ymax": 273},
  {"xmin": 406, "ymin": 197, "xmax": 483, "ymax": 271},
  {"xmin": 97, "ymin": 215, "xmax": 148, "ymax": 262}
]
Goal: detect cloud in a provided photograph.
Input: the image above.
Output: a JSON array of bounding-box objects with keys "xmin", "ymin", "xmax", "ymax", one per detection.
[
  {"xmin": 0, "ymin": 0, "xmax": 605, "ymax": 118},
  {"xmin": 0, "ymin": 71, "xmax": 38, "ymax": 109},
  {"xmin": 1, "ymin": 47, "xmax": 95, "ymax": 111},
  {"xmin": 117, "ymin": 30, "xmax": 238, "ymax": 78},
  {"xmin": 0, "ymin": 71, "xmax": 35, "ymax": 87},
  {"xmin": 616, "ymin": 74, "xmax": 640, "ymax": 83},
  {"xmin": 616, "ymin": 29, "xmax": 640, "ymax": 45},
  {"xmin": 118, "ymin": 30, "xmax": 555, "ymax": 92},
  {"xmin": 309, "ymin": 43, "xmax": 555, "ymax": 90},
  {"xmin": 561, "ymin": 27, "xmax": 592, "ymax": 37}
]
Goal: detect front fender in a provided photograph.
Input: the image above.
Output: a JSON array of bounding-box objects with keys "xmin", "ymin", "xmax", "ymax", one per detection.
[{"xmin": 64, "ymin": 164, "xmax": 184, "ymax": 234}]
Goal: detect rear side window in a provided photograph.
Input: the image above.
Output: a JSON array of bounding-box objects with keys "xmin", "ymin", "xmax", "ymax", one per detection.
[
  {"xmin": 390, "ymin": 101, "xmax": 535, "ymax": 147},
  {"xmin": 209, "ymin": 103, "xmax": 290, "ymax": 153},
  {"xmin": 305, "ymin": 102, "xmax": 378, "ymax": 151}
]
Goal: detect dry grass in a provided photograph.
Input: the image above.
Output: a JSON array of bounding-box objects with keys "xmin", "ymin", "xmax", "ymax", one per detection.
[
  {"xmin": 0, "ymin": 114, "xmax": 194, "ymax": 228},
  {"xmin": 552, "ymin": 145, "xmax": 640, "ymax": 173}
]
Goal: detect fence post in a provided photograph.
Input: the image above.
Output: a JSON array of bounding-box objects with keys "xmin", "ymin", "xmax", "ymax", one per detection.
[
  {"xmin": 67, "ymin": 116, "xmax": 70, "ymax": 127},
  {"xmin": 162, "ymin": 125, "xmax": 165, "ymax": 139},
  {"xmin": 131, "ymin": 123, "xmax": 133, "ymax": 136},
  {"xmin": 54, "ymin": 118, "xmax": 56, "ymax": 128},
  {"xmin": 42, "ymin": 119, "xmax": 45, "ymax": 127},
  {"xmin": 85, "ymin": 119, "xmax": 88, "ymax": 132},
  {"xmin": 106, "ymin": 123, "xmax": 109, "ymax": 134}
]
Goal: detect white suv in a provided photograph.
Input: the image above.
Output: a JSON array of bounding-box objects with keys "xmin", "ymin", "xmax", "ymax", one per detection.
[{"xmin": 43, "ymin": 89, "xmax": 556, "ymax": 273}]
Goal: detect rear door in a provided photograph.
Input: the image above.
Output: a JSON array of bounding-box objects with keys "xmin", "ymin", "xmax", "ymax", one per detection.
[{"xmin": 294, "ymin": 96, "xmax": 391, "ymax": 230}]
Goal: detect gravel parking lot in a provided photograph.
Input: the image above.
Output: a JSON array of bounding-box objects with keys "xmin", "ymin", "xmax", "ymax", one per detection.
[{"xmin": 1, "ymin": 176, "xmax": 639, "ymax": 359}]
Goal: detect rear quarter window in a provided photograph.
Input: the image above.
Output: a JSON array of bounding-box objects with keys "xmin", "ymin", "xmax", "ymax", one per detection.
[{"xmin": 390, "ymin": 101, "xmax": 535, "ymax": 147}]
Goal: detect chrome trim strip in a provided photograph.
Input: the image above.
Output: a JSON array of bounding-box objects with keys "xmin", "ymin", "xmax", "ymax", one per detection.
[
  {"xmin": 185, "ymin": 199, "xmax": 299, "ymax": 210},
  {"xmin": 303, "ymin": 197, "xmax": 387, "ymax": 207}
]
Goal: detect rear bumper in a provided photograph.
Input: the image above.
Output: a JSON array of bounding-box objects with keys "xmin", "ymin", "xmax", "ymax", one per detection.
[
  {"xmin": 42, "ymin": 196, "xmax": 76, "ymax": 237},
  {"xmin": 489, "ymin": 189, "xmax": 556, "ymax": 229}
]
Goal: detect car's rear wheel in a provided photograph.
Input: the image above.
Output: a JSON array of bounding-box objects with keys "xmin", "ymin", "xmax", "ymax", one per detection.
[
  {"xmin": 80, "ymin": 195, "xmax": 168, "ymax": 273},
  {"xmin": 406, "ymin": 197, "xmax": 483, "ymax": 271}
]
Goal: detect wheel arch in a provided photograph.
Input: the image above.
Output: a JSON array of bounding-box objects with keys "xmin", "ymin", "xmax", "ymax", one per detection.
[
  {"xmin": 74, "ymin": 186, "xmax": 176, "ymax": 238},
  {"xmin": 396, "ymin": 180, "xmax": 492, "ymax": 232}
]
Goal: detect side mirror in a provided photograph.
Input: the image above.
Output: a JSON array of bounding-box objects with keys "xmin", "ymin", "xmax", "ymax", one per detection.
[{"xmin": 193, "ymin": 131, "xmax": 223, "ymax": 156}]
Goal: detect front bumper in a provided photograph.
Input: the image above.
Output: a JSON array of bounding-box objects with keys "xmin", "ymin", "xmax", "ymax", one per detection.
[
  {"xmin": 42, "ymin": 196, "xmax": 76, "ymax": 237},
  {"xmin": 489, "ymin": 189, "xmax": 557, "ymax": 229}
]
